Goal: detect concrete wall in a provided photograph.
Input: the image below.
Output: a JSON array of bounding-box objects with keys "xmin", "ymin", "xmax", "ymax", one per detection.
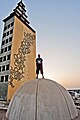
[{"xmin": 7, "ymin": 16, "xmax": 36, "ymax": 100}]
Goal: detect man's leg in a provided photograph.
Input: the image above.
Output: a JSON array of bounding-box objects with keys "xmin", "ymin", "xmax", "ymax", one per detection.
[
  {"xmin": 42, "ymin": 72, "xmax": 44, "ymax": 78},
  {"xmin": 40, "ymin": 68, "xmax": 44, "ymax": 78},
  {"xmin": 36, "ymin": 74, "xmax": 38, "ymax": 79},
  {"xmin": 36, "ymin": 69, "xmax": 39, "ymax": 79}
]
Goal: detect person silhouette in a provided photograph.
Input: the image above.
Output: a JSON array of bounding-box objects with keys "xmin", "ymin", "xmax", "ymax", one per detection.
[{"xmin": 36, "ymin": 54, "xmax": 44, "ymax": 79}]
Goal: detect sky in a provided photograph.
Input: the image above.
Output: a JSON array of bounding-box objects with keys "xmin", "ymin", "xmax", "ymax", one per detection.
[{"xmin": 0, "ymin": 0, "xmax": 80, "ymax": 89}]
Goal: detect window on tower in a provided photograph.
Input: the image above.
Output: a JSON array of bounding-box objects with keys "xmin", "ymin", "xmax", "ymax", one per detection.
[
  {"xmin": 7, "ymin": 31, "xmax": 9, "ymax": 36},
  {"xmin": 3, "ymin": 33, "xmax": 6, "ymax": 38},
  {"xmin": 0, "ymin": 66, "xmax": 1, "ymax": 72},
  {"xmin": 8, "ymin": 24, "xmax": 10, "ymax": 28},
  {"xmin": 2, "ymin": 56, "xmax": 6, "ymax": 61},
  {"xmin": 1, "ymin": 76, "xmax": 4, "ymax": 82},
  {"xmin": 10, "ymin": 29, "xmax": 13, "ymax": 34},
  {"xmin": 5, "ymin": 75, "xmax": 8, "ymax": 82},
  {"xmin": 4, "ymin": 26, "xmax": 6, "ymax": 31},
  {"xmin": 8, "ymin": 45, "xmax": 11, "ymax": 51},
  {"xmin": 7, "ymin": 54, "xmax": 10, "ymax": 60},
  {"xmin": 2, "ymin": 41, "xmax": 5, "ymax": 45},
  {"xmin": 11, "ymin": 22, "xmax": 14, "ymax": 27},
  {"xmin": 6, "ymin": 64, "xmax": 9, "ymax": 70},
  {"xmin": 4, "ymin": 47, "xmax": 7, "ymax": 52},
  {"xmin": 0, "ymin": 57, "xmax": 2, "ymax": 62},
  {"xmin": 2, "ymin": 65, "xmax": 5, "ymax": 71},
  {"xmin": 9, "ymin": 37, "xmax": 12, "ymax": 42},
  {"xmin": 1, "ymin": 49, "xmax": 3, "ymax": 53},
  {"xmin": 6, "ymin": 39, "xmax": 8, "ymax": 43}
]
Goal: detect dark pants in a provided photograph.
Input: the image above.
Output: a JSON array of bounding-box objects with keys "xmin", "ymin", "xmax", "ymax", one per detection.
[{"xmin": 36, "ymin": 65, "xmax": 43, "ymax": 75}]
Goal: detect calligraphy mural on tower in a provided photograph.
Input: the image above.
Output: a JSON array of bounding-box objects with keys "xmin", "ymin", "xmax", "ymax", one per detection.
[{"xmin": 9, "ymin": 32, "xmax": 35, "ymax": 87}]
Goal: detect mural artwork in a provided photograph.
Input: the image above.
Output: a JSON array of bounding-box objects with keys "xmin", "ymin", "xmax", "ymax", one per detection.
[{"xmin": 9, "ymin": 32, "xmax": 35, "ymax": 87}]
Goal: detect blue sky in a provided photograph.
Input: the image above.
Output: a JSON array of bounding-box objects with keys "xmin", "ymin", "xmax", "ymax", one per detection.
[{"xmin": 0, "ymin": 0, "xmax": 80, "ymax": 89}]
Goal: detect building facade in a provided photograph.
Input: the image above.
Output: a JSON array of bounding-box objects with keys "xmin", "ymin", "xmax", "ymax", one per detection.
[{"xmin": 0, "ymin": 0, "xmax": 36, "ymax": 100}]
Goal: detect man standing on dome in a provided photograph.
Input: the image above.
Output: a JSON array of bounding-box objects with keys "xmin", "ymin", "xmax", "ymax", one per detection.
[{"xmin": 36, "ymin": 54, "xmax": 44, "ymax": 79}]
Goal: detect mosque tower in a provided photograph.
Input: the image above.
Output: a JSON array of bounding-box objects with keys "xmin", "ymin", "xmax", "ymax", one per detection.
[{"xmin": 0, "ymin": 0, "xmax": 36, "ymax": 100}]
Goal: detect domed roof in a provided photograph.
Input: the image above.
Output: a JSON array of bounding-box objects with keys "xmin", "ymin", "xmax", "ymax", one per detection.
[{"xmin": 6, "ymin": 79, "xmax": 79, "ymax": 120}]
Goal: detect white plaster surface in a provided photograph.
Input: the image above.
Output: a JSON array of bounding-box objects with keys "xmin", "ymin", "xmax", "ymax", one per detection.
[{"xmin": 6, "ymin": 79, "xmax": 79, "ymax": 120}]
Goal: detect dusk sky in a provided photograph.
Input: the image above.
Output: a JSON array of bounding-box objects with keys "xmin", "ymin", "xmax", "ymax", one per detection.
[{"xmin": 0, "ymin": 0, "xmax": 80, "ymax": 89}]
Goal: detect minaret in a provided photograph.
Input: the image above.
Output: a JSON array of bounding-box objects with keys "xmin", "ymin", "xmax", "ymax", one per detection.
[{"xmin": 0, "ymin": 0, "xmax": 36, "ymax": 100}]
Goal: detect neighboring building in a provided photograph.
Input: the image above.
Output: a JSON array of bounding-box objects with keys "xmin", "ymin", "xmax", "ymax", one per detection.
[
  {"xmin": 0, "ymin": 0, "xmax": 36, "ymax": 101},
  {"xmin": 68, "ymin": 89, "xmax": 80, "ymax": 110}
]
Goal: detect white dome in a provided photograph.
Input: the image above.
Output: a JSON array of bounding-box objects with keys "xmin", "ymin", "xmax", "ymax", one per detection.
[{"xmin": 6, "ymin": 79, "xmax": 78, "ymax": 120}]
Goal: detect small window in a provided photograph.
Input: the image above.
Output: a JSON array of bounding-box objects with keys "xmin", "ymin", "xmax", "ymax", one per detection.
[
  {"xmin": 3, "ymin": 56, "xmax": 6, "ymax": 61},
  {"xmin": 11, "ymin": 22, "xmax": 14, "ymax": 26},
  {"xmin": 4, "ymin": 47, "xmax": 7, "ymax": 52},
  {"xmin": 1, "ymin": 76, "xmax": 4, "ymax": 82},
  {"xmin": 9, "ymin": 37, "xmax": 12, "ymax": 42},
  {"xmin": 3, "ymin": 33, "xmax": 6, "ymax": 38},
  {"xmin": 8, "ymin": 45, "xmax": 11, "ymax": 51},
  {"xmin": 2, "ymin": 41, "xmax": 5, "ymax": 45},
  {"xmin": 7, "ymin": 54, "xmax": 10, "ymax": 60},
  {"xmin": 1, "ymin": 49, "xmax": 3, "ymax": 53},
  {"xmin": 2, "ymin": 65, "xmax": 5, "ymax": 71},
  {"xmin": 5, "ymin": 75, "xmax": 8, "ymax": 82},
  {"xmin": 6, "ymin": 39, "xmax": 8, "ymax": 43},
  {"xmin": 8, "ymin": 24, "xmax": 10, "ymax": 28},
  {"xmin": 4, "ymin": 26, "xmax": 7, "ymax": 31},
  {"xmin": 0, "ymin": 57, "xmax": 2, "ymax": 62},
  {"xmin": 0, "ymin": 66, "xmax": 1, "ymax": 72},
  {"xmin": 6, "ymin": 64, "xmax": 9, "ymax": 70},
  {"xmin": 10, "ymin": 29, "xmax": 13, "ymax": 34},
  {"xmin": 7, "ymin": 31, "xmax": 9, "ymax": 36}
]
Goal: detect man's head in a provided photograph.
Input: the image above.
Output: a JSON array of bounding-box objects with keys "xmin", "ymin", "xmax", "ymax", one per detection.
[{"xmin": 38, "ymin": 54, "xmax": 40, "ymax": 58}]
